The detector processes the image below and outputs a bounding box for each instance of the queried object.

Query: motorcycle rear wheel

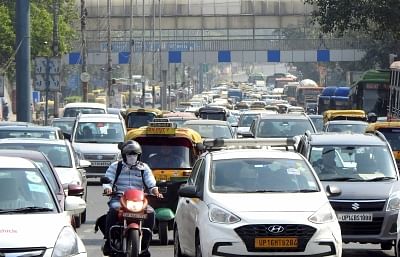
[126,229,140,257]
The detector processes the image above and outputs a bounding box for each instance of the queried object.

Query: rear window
[257,119,315,138]
[63,107,106,117]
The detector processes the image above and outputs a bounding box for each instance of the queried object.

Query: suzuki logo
[352,203,360,211]
[267,225,285,234]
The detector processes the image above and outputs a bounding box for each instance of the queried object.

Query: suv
[250,113,316,138]
[71,114,126,178]
[296,131,400,251]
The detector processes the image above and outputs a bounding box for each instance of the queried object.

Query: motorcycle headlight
[309,203,336,224]
[387,192,400,211]
[126,200,144,212]
[52,226,79,257]
[208,204,240,224]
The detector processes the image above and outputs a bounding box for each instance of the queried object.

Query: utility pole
[128,0,134,108]
[53,0,60,117]
[159,0,162,84]
[141,0,145,108]
[107,0,112,107]
[81,0,88,102]
[16,0,31,122]
[152,0,155,108]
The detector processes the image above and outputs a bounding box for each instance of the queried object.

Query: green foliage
[64,96,82,104]
[0,4,15,72]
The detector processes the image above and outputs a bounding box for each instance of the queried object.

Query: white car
[0,156,86,256]
[174,139,342,257]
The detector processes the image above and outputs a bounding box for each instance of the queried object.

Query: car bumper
[199,213,342,257]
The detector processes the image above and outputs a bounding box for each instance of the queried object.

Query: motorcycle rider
[102,140,163,257]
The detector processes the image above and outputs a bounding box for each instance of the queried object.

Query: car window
[195,160,206,195]
[34,160,61,193]
[188,159,202,185]
[210,158,319,193]
[310,145,397,181]
[75,121,125,143]
[257,119,314,138]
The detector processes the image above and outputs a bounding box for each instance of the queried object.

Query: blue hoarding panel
[218,51,231,62]
[169,51,181,63]
[32,91,40,103]
[119,52,130,64]
[268,50,280,62]
[69,52,81,65]
[317,50,330,62]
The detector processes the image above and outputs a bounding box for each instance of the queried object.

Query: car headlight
[52,226,79,257]
[126,200,144,212]
[309,203,336,224]
[387,192,400,211]
[208,204,240,224]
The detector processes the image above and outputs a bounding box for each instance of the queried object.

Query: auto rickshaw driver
[148,145,186,169]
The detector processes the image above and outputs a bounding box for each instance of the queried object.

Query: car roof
[306,132,386,146]
[0,138,68,145]
[0,156,36,169]
[183,120,230,125]
[64,102,106,108]
[326,120,368,125]
[210,149,303,161]
[77,113,122,121]
[0,126,61,131]
[259,113,309,120]
[52,117,77,122]
[0,149,49,160]
[241,110,275,115]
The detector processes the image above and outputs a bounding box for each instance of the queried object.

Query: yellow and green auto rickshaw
[125,119,204,244]
[323,109,367,125]
[366,121,400,167]
[124,108,163,131]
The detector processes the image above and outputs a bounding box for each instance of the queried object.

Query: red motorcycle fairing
[125,189,145,201]
[127,223,140,229]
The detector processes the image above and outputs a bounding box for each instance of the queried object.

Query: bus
[331,87,351,110]
[317,86,336,114]
[349,69,390,117]
[388,61,400,120]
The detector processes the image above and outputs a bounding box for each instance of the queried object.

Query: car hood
[73,142,119,154]
[0,213,70,248]
[322,181,400,200]
[210,192,327,212]
[54,167,82,185]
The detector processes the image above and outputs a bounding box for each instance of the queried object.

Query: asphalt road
[77,180,396,257]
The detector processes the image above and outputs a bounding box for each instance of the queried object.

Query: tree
[0,4,15,72]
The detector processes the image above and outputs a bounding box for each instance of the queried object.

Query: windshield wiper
[251,190,288,193]
[365,177,396,182]
[0,207,54,214]
[297,189,319,193]
[321,177,362,181]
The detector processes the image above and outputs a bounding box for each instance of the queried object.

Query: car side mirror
[65,196,86,215]
[79,159,91,168]
[63,132,71,141]
[178,185,199,198]
[326,185,341,197]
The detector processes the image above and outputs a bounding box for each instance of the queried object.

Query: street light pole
[141,0,145,108]
[107,0,112,107]
[128,0,134,108]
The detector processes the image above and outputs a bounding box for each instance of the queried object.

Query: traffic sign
[34,74,60,91]
[48,58,61,74]
[34,57,47,74]
[80,72,91,82]
[34,74,46,91]
[34,57,61,92]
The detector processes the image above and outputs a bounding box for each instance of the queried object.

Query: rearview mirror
[65,196,86,215]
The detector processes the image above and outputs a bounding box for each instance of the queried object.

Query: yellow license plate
[155,174,169,181]
[255,237,298,248]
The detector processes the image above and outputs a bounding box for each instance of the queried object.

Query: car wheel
[174,227,184,257]
[81,209,87,224]
[381,241,393,250]
[74,214,81,228]
[195,234,202,257]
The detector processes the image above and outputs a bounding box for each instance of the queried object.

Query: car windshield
[310,145,397,181]
[257,119,314,138]
[185,124,232,139]
[0,168,56,212]
[63,107,105,117]
[310,117,324,132]
[127,113,156,128]
[211,158,319,193]
[33,161,60,193]
[326,123,368,133]
[0,129,57,140]
[74,121,125,143]
[0,144,73,168]
[238,114,258,127]
[52,120,75,134]
[199,112,226,120]
[140,145,191,169]
[378,128,400,151]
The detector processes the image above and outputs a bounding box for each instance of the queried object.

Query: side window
[188,159,202,185]
[195,160,206,195]
[297,137,305,154]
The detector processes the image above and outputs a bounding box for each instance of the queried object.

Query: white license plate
[337,213,373,222]
[90,161,111,167]
[122,213,147,219]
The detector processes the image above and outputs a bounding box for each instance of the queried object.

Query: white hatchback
[174,147,342,257]
[0,156,87,256]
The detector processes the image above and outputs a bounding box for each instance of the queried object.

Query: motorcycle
[95,176,152,257]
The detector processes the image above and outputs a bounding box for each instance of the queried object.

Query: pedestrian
[2,102,9,121]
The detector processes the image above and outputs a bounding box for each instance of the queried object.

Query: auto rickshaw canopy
[124,108,163,130]
[323,110,367,124]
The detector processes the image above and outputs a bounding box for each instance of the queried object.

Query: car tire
[74,214,81,228]
[381,241,393,250]
[174,227,184,257]
[195,234,202,257]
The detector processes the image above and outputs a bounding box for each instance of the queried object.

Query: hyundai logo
[352,203,360,211]
[267,225,285,234]
[97,155,103,160]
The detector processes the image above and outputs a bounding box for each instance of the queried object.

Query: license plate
[90,161,111,167]
[155,175,168,181]
[337,213,373,222]
[122,213,148,219]
[255,237,298,248]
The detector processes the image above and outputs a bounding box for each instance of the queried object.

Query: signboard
[146,127,176,135]
[0,76,4,97]
[34,57,61,92]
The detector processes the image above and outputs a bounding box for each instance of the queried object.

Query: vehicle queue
[1,76,400,257]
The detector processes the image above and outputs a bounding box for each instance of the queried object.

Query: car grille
[86,166,108,175]
[234,224,316,252]
[330,200,386,212]
[84,154,116,161]
[0,247,46,256]
[339,217,383,235]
